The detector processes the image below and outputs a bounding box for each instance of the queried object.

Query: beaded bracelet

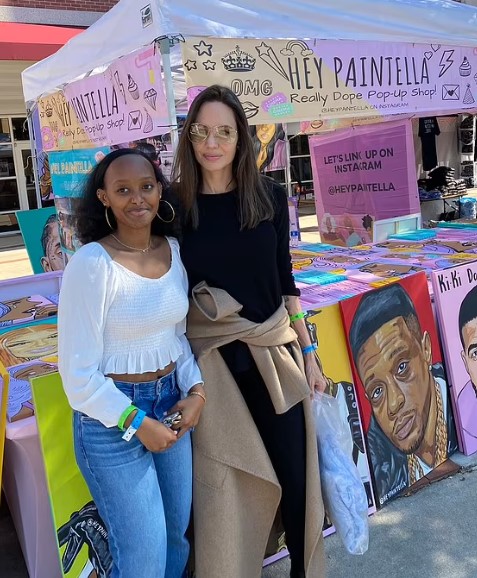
[118,405,138,431]
[302,343,318,355]
[289,312,306,323]
[188,391,206,404]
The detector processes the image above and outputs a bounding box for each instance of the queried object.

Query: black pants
[229,359,307,574]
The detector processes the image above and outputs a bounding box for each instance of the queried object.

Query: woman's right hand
[135,416,178,452]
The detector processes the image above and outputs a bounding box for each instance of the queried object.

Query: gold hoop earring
[157,199,175,223]
[105,206,115,230]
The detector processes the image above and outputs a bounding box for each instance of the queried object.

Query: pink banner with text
[183,38,477,124]
[39,46,169,151]
[310,120,419,246]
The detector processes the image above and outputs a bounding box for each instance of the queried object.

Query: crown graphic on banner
[222,46,256,72]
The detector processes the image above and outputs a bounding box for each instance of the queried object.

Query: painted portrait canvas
[0,319,58,369]
[250,123,286,173]
[340,272,458,507]
[16,207,64,274]
[0,295,57,328]
[432,261,477,455]
[3,360,57,422]
[32,372,112,577]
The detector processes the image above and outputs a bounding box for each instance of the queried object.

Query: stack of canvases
[294,237,477,508]
[0,295,59,422]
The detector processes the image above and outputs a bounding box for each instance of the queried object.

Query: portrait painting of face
[375,240,425,252]
[40,216,65,272]
[16,207,64,275]
[341,273,456,507]
[4,360,57,422]
[381,252,415,261]
[54,197,82,256]
[0,295,57,327]
[250,123,286,172]
[304,254,368,272]
[425,240,477,254]
[0,321,58,368]
[38,152,53,202]
[432,261,477,455]
[337,214,370,247]
[32,372,111,577]
[358,263,422,278]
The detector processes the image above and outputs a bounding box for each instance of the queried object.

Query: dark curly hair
[75,149,179,245]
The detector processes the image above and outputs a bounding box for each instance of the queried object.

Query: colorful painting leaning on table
[342,277,458,506]
[0,322,58,368]
[57,149,205,578]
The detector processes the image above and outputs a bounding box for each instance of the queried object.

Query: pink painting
[432,261,477,455]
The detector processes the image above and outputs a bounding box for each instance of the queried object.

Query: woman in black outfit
[171,85,326,578]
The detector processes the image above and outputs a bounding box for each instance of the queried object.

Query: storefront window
[289,133,314,200]
[22,149,37,210]
[0,145,16,177]
[0,117,38,233]
[12,117,29,141]
[290,156,312,183]
[289,134,310,157]
[0,179,20,212]
[266,168,286,184]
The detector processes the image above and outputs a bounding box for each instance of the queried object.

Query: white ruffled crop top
[58,237,202,428]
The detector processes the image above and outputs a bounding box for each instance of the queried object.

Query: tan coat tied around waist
[187,282,325,578]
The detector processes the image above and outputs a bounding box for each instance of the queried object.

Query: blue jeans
[73,370,192,578]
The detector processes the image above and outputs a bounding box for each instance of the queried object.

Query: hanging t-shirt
[419,117,440,171]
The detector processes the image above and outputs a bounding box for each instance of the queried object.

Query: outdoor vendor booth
[1,0,477,576]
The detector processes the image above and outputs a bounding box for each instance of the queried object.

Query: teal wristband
[302,344,318,355]
[118,405,138,431]
[122,409,146,442]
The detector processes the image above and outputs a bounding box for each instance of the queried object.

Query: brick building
[0,0,117,233]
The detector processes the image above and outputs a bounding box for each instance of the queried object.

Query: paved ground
[263,458,477,577]
[2,463,476,578]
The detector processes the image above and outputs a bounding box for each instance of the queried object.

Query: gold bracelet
[188,390,206,404]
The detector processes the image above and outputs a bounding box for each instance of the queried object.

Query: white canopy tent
[22,0,477,104]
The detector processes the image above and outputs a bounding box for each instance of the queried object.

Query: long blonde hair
[171,85,274,230]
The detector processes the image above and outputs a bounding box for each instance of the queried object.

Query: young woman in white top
[58,149,205,578]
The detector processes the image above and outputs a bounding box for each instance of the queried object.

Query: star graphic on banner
[256,41,271,57]
[184,59,198,71]
[193,40,213,57]
[203,60,217,71]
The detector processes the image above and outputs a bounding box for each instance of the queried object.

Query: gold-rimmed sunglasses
[188,123,238,144]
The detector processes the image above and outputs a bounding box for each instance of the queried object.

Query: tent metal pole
[26,109,42,209]
[158,37,179,153]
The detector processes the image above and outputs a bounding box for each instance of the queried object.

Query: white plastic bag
[313,392,369,555]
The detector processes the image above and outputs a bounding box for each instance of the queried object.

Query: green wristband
[289,312,306,323]
[118,405,138,431]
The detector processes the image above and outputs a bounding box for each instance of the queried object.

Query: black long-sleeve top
[180,179,299,324]
[180,180,299,373]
